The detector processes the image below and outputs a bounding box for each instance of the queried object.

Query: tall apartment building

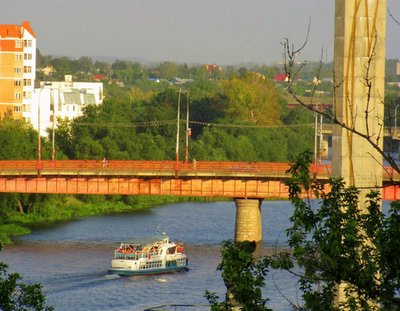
[0,22,36,119]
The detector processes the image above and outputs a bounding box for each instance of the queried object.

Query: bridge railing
[0,160,397,181]
[0,160,295,173]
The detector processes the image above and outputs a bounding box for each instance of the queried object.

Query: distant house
[273,73,288,82]
[203,64,222,74]
[388,82,400,87]
[92,74,106,81]
[172,77,193,85]
[148,77,160,83]
[40,65,55,76]
[254,72,266,80]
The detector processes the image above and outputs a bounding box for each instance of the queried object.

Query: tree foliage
[221,73,282,125]
[0,257,53,311]
[205,240,272,311]
[0,118,38,160]
[276,151,400,310]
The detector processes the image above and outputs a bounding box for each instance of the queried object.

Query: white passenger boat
[108,235,189,276]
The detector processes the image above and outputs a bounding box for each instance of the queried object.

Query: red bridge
[0,160,398,200]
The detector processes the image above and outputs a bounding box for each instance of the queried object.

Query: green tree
[221,73,283,126]
[205,240,272,311]
[0,255,53,311]
[0,119,38,160]
[158,61,179,80]
[50,57,74,80]
[276,151,400,310]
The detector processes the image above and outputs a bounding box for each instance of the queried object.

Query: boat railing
[114,250,160,260]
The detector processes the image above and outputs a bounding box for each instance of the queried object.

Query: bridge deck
[0,160,397,200]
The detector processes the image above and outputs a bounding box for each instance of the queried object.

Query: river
[1,200,390,311]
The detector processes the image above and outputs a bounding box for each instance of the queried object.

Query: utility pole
[185,92,190,163]
[313,112,318,167]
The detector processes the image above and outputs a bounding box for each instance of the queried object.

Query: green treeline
[56,73,315,162]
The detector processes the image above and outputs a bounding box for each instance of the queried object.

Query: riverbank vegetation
[0,194,195,245]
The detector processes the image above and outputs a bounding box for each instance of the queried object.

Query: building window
[15,40,23,48]
[14,80,22,87]
[23,92,31,99]
[24,40,32,47]
[24,53,32,60]
[23,79,32,86]
[15,93,22,100]
[23,66,32,73]
[15,54,23,61]
[15,67,22,74]
[24,104,31,112]
[13,105,21,112]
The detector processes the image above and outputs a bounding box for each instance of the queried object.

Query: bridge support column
[234,198,262,242]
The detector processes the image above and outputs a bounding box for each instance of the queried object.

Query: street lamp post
[37,88,42,164]
[51,89,56,161]
[319,113,323,163]
[175,89,182,164]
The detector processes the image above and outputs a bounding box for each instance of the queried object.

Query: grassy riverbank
[0,194,202,245]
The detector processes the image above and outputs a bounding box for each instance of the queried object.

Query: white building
[27,75,104,137]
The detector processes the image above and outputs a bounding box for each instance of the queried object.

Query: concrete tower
[333,0,386,306]
[333,1,386,190]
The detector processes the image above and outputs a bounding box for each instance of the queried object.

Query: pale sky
[2,0,400,65]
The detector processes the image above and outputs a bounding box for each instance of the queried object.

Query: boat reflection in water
[108,234,189,276]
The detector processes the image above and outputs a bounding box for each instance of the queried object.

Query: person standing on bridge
[193,158,197,170]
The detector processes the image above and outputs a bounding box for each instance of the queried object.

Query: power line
[74,120,176,128]
[189,120,313,129]
[73,120,314,129]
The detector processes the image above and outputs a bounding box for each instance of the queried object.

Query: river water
[1,200,390,311]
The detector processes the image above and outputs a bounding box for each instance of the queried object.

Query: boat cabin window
[167,246,176,254]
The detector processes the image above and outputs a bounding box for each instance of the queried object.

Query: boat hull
[108,265,189,276]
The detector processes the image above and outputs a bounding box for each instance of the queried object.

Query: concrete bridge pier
[234,198,263,242]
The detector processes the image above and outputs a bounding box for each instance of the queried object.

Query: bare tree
[281,22,400,181]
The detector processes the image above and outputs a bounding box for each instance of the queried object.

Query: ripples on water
[0,201,391,310]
